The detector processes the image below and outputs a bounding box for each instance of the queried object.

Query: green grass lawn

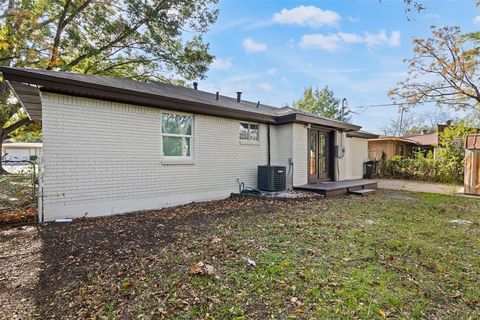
[11,190,479,319]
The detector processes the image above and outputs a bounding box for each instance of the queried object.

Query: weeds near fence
[377,123,472,185]
[378,152,463,185]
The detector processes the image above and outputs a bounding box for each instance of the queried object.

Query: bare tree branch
[390,26,480,111]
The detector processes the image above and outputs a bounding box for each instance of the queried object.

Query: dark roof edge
[1,67,279,124]
[0,67,361,131]
[346,131,379,139]
[293,114,360,131]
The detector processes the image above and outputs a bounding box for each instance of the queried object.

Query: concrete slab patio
[377,179,464,195]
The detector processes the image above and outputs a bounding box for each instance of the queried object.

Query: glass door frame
[307,127,334,183]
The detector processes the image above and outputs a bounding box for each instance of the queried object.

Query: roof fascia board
[3,69,277,124]
[370,137,418,144]
[1,67,361,131]
[347,132,379,139]
[288,113,360,131]
[42,86,277,124]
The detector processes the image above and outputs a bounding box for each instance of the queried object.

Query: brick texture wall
[39,93,366,221]
[335,131,368,180]
[41,93,278,220]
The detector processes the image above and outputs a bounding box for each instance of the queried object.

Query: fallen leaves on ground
[1,191,480,319]
[0,174,36,226]
[188,261,217,277]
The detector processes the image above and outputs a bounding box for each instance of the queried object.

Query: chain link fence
[0,160,38,225]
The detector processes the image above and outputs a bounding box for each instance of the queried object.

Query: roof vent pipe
[216,91,219,100]
[193,82,198,90]
[236,91,242,103]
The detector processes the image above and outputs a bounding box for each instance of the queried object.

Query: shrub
[377,121,475,185]
[378,151,463,185]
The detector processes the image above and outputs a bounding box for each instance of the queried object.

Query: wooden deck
[294,179,378,198]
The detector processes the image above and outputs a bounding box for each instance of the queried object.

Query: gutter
[346,131,380,139]
[277,113,360,131]
[0,67,362,132]
[1,67,278,125]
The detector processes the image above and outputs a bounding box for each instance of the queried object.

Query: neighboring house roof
[2,142,43,148]
[0,67,361,132]
[368,135,418,144]
[403,132,438,146]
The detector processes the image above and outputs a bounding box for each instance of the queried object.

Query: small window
[161,113,193,157]
[239,122,259,141]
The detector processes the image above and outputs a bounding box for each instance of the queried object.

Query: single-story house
[403,131,437,156]
[1,67,378,222]
[1,142,42,161]
[368,136,418,160]
[404,124,480,157]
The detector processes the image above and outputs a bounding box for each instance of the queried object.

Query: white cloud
[347,16,360,23]
[389,31,401,47]
[273,5,341,28]
[210,57,232,71]
[267,68,277,75]
[300,30,401,52]
[300,34,342,52]
[242,38,267,53]
[474,16,480,25]
[259,82,273,91]
[363,30,401,47]
[338,32,363,44]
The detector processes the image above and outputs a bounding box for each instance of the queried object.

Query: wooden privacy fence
[465,134,480,195]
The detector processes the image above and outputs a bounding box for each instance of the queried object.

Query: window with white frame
[239,122,259,142]
[161,113,193,157]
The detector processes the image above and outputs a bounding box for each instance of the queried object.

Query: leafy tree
[5,113,41,142]
[0,0,218,173]
[292,86,351,122]
[437,121,475,159]
[379,121,475,184]
[390,26,480,114]
[436,122,475,182]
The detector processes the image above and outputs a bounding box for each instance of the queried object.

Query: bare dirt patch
[1,190,479,319]
[1,196,318,319]
[0,226,42,319]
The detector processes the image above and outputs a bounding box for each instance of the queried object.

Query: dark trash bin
[364,160,378,179]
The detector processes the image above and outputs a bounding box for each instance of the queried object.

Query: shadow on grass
[32,197,283,317]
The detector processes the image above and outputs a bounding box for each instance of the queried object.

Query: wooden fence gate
[465,134,480,195]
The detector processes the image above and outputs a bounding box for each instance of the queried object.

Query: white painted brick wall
[269,123,308,188]
[270,124,293,188]
[41,93,299,220]
[348,137,368,179]
[292,124,308,186]
[39,93,367,221]
[336,132,368,180]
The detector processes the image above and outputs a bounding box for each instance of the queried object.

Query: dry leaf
[188,261,216,276]
[379,309,387,318]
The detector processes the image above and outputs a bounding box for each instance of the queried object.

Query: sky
[198,0,480,133]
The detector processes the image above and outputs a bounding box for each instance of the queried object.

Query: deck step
[349,188,376,196]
